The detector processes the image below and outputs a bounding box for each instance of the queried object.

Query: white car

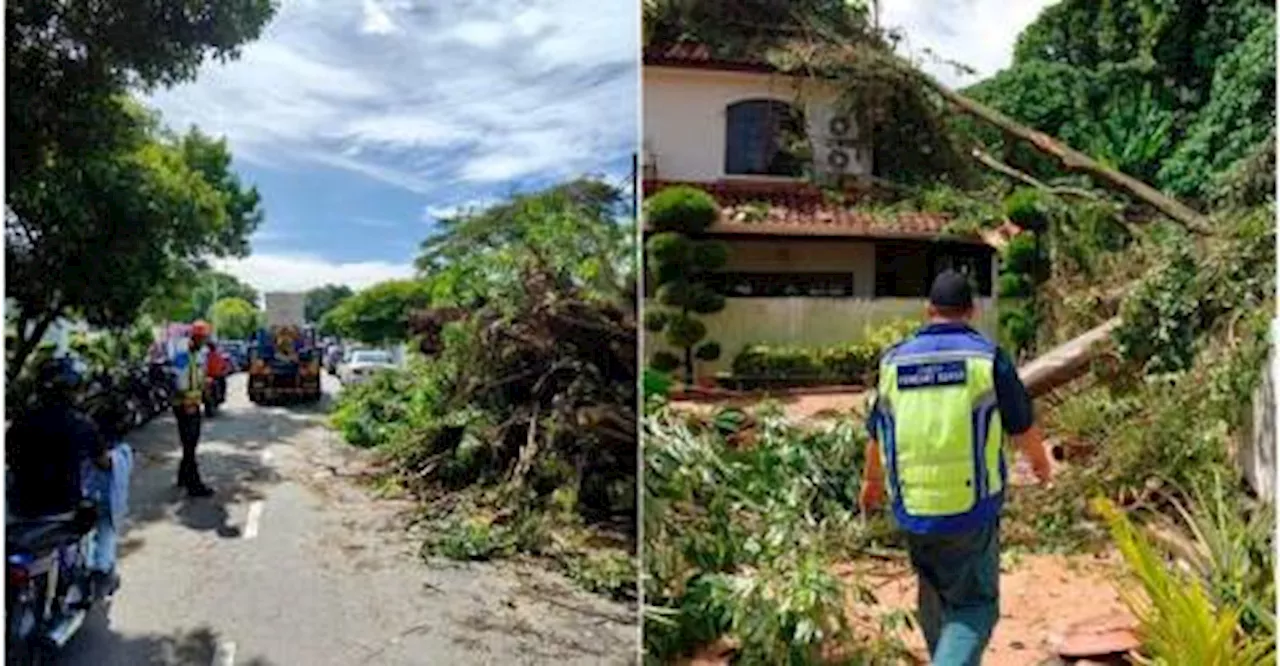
[339,349,397,385]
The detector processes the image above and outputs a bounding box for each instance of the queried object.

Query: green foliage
[321,279,433,345]
[730,320,918,387]
[644,308,674,333]
[1094,498,1274,665]
[208,297,261,340]
[333,181,637,600]
[645,186,720,234]
[417,179,633,307]
[6,0,273,379]
[644,409,909,663]
[645,186,727,382]
[665,314,708,349]
[305,284,355,331]
[694,341,722,362]
[651,351,682,373]
[969,0,1275,206]
[1115,208,1274,375]
[1158,12,1276,200]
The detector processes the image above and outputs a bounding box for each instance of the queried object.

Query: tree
[643,186,726,385]
[416,179,633,308]
[6,104,265,379]
[5,0,275,380]
[208,297,262,340]
[321,280,433,346]
[149,269,260,323]
[306,284,355,330]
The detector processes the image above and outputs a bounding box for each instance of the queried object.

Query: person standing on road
[859,270,1054,666]
[172,321,214,497]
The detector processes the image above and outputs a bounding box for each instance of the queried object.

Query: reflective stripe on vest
[174,351,206,402]
[876,349,1004,519]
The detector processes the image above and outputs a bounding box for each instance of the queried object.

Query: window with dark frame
[724,99,805,177]
[705,272,855,298]
[874,241,994,298]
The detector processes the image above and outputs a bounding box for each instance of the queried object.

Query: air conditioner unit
[816,113,867,176]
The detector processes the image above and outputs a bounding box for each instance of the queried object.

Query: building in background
[642,43,1001,375]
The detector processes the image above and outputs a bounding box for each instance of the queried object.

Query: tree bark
[1017,318,1121,398]
[971,148,1099,200]
[8,310,60,383]
[926,79,1212,235]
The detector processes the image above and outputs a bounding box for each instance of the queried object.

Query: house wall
[721,238,877,298]
[643,66,870,182]
[646,297,1000,376]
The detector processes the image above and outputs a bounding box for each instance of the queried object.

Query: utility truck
[247,292,321,404]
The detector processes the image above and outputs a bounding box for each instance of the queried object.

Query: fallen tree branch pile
[406,268,638,530]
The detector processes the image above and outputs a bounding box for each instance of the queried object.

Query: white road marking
[213,640,236,666]
[243,501,265,540]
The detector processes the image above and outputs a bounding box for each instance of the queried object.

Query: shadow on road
[119,376,331,540]
[58,617,275,666]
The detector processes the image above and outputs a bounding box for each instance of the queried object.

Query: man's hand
[1012,425,1053,485]
[859,477,884,513]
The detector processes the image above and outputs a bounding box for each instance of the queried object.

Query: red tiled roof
[644,43,778,73]
[643,179,988,243]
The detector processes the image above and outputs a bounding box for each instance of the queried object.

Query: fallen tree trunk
[925,79,1212,235]
[1018,318,1121,398]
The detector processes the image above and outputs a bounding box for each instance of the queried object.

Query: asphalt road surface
[57,373,637,665]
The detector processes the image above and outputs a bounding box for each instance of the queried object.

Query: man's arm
[860,394,887,510]
[993,349,1052,483]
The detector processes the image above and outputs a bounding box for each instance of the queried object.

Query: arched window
[724,99,805,177]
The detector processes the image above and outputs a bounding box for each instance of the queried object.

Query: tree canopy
[966,0,1275,204]
[208,297,262,340]
[5,0,276,378]
[306,284,355,331]
[416,179,634,309]
[321,280,433,346]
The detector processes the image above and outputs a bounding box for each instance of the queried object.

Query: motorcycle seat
[6,511,86,554]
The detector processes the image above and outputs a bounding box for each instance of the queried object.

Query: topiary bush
[729,320,920,388]
[644,186,727,383]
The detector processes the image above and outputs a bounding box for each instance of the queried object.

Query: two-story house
[642,42,1000,377]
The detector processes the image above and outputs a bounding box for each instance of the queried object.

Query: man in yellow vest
[860,270,1053,665]
[172,320,214,497]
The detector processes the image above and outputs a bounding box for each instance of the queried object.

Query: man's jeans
[904,519,1000,666]
[80,444,133,573]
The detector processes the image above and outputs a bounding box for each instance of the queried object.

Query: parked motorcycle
[6,501,111,665]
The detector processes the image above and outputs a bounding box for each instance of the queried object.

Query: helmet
[191,320,212,341]
[36,357,83,393]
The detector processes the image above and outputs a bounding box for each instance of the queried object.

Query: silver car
[339,349,397,385]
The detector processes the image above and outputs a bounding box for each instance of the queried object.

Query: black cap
[929,270,974,309]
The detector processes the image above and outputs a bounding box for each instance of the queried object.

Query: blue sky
[145,0,1048,292]
[147,0,637,292]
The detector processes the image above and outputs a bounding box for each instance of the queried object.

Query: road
[58,374,637,665]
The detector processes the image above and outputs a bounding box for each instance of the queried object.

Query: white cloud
[146,0,637,193]
[212,253,415,292]
[360,0,397,35]
[422,197,498,221]
[880,0,1059,87]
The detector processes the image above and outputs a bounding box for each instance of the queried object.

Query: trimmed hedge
[728,320,920,388]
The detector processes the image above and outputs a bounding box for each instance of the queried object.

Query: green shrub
[729,320,918,385]
[651,351,682,373]
[646,186,720,233]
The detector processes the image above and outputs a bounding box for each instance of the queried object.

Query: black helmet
[37,357,83,391]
